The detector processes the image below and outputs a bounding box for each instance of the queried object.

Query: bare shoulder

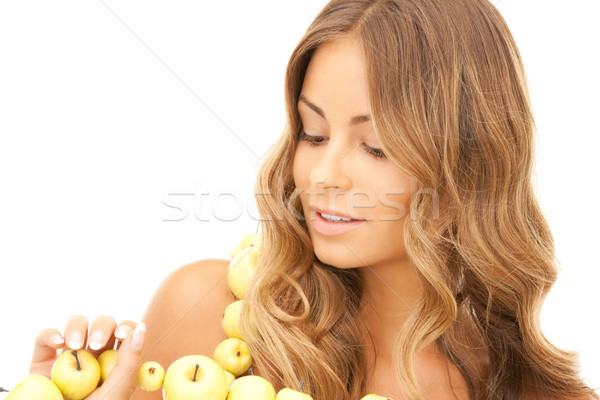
[131,258,235,399]
[155,258,232,303]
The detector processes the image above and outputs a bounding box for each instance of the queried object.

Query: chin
[312,239,368,269]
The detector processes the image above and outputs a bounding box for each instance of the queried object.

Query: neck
[359,257,423,353]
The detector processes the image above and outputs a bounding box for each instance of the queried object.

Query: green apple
[230,233,262,259]
[213,338,252,377]
[227,375,275,400]
[97,349,118,384]
[360,395,392,399]
[276,386,313,400]
[5,374,62,400]
[51,349,100,400]
[228,245,261,299]
[162,355,228,400]
[222,300,243,339]
[224,370,235,391]
[137,361,165,392]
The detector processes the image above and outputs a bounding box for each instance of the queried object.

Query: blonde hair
[243,0,598,399]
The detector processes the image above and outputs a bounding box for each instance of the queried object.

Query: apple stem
[71,350,81,371]
[192,364,200,382]
[299,381,305,392]
[0,387,8,393]
[249,367,253,376]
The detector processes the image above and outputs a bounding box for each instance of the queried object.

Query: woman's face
[292,35,416,270]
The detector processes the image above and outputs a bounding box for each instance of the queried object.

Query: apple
[228,245,261,299]
[276,382,313,399]
[213,338,252,377]
[276,387,313,400]
[222,300,243,339]
[5,374,62,400]
[230,233,262,259]
[51,349,101,400]
[360,395,392,399]
[97,348,118,384]
[162,355,228,400]
[227,375,275,400]
[137,361,165,392]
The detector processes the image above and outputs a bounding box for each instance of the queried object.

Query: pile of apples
[5,233,391,400]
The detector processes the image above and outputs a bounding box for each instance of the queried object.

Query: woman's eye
[297,131,386,158]
[363,144,386,159]
[296,131,327,145]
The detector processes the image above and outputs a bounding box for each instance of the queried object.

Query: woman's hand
[29,315,145,399]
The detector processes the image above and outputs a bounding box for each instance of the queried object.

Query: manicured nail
[131,322,146,352]
[50,334,64,346]
[68,331,83,350]
[114,325,132,340]
[88,330,105,350]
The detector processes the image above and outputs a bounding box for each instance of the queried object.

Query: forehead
[303,35,366,88]
[299,36,371,120]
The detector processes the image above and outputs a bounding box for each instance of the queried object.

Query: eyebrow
[297,94,371,126]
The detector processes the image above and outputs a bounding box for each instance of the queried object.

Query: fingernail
[88,330,105,351]
[68,331,83,350]
[114,325,132,340]
[131,322,146,352]
[50,334,64,345]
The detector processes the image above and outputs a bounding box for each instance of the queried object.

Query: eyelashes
[296,131,386,159]
[296,131,326,145]
[363,145,385,159]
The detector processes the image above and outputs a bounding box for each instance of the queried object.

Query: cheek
[357,170,413,219]
[291,150,304,190]
[376,189,412,221]
[292,149,311,211]
[292,147,313,191]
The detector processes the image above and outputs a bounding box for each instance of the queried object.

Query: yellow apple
[227,375,276,400]
[360,395,392,399]
[51,349,100,400]
[137,361,165,392]
[276,386,313,400]
[228,245,261,299]
[5,374,62,400]
[98,349,118,384]
[230,233,261,259]
[162,355,228,400]
[213,338,252,377]
[222,300,243,339]
[224,370,235,391]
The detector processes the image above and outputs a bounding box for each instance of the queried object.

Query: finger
[64,315,89,350]
[114,320,137,342]
[114,320,138,350]
[31,328,65,365]
[87,315,117,355]
[93,322,146,399]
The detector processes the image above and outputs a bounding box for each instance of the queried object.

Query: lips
[320,212,353,222]
[311,206,364,222]
[309,206,366,236]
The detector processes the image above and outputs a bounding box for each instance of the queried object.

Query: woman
[29,0,598,399]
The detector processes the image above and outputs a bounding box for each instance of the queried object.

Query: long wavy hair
[242,0,598,399]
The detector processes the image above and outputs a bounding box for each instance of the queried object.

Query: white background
[0,0,598,395]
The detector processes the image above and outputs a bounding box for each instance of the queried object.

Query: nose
[308,139,353,191]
